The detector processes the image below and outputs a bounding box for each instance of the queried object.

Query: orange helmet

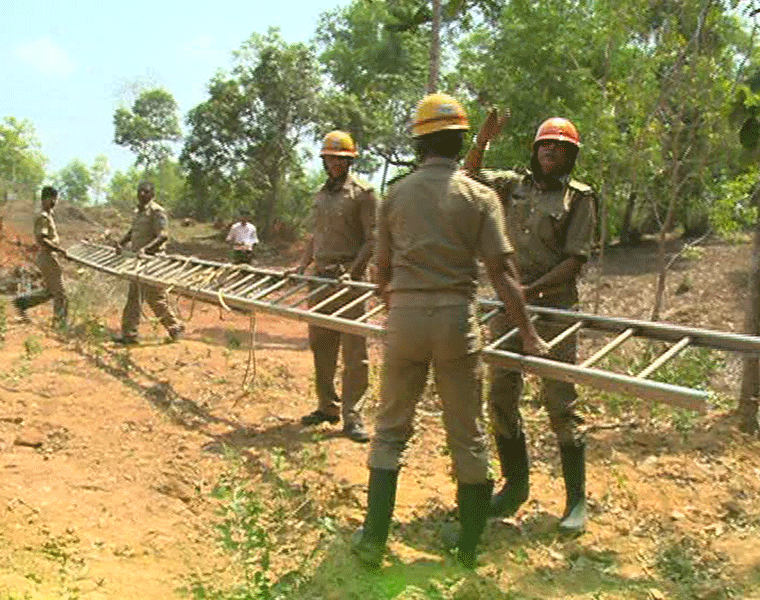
[411,93,469,138]
[534,117,581,149]
[320,130,358,157]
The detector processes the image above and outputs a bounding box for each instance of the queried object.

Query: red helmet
[534,118,581,149]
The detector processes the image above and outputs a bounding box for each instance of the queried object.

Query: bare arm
[39,236,67,258]
[141,233,168,255]
[484,254,547,355]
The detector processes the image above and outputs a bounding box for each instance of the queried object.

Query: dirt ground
[0,205,759,600]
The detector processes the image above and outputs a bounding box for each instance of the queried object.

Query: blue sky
[1,0,349,178]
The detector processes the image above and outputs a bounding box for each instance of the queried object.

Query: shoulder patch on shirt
[350,176,374,193]
[568,179,594,195]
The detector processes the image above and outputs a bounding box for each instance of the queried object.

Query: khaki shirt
[129,200,168,253]
[477,169,595,285]
[310,173,377,272]
[34,210,59,254]
[378,157,513,297]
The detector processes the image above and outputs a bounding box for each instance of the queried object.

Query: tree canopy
[114,88,182,170]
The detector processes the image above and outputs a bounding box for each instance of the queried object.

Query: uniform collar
[529,169,569,192]
[137,200,156,212]
[323,172,352,193]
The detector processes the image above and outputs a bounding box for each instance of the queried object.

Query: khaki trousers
[307,279,368,427]
[369,295,489,484]
[16,251,67,324]
[121,281,181,339]
[488,294,584,445]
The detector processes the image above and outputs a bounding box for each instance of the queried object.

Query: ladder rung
[479,308,501,324]
[637,336,692,379]
[308,286,352,313]
[332,290,375,317]
[272,280,310,304]
[356,303,385,322]
[548,321,584,350]
[249,278,290,300]
[580,328,635,368]
[485,315,540,351]
[289,283,331,308]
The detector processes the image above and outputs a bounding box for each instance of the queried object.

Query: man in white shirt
[226,211,259,264]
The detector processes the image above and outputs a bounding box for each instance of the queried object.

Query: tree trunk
[427,0,441,94]
[619,190,638,246]
[738,182,760,435]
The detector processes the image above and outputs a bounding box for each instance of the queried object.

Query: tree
[0,117,47,190]
[315,0,431,174]
[90,154,110,204]
[182,28,320,237]
[114,88,182,169]
[56,159,93,205]
[106,167,142,213]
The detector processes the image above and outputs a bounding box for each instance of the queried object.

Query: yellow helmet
[320,130,358,157]
[411,93,469,138]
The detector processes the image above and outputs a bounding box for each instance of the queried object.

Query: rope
[237,310,257,402]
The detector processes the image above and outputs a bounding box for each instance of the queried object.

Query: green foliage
[90,154,110,204]
[655,536,733,598]
[187,464,275,600]
[23,336,42,359]
[54,158,93,205]
[315,0,430,171]
[106,160,184,215]
[0,301,6,343]
[0,116,47,189]
[453,0,748,241]
[181,28,320,236]
[114,88,181,169]
[707,170,759,235]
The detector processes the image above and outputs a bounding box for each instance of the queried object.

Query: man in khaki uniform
[352,94,546,569]
[476,118,596,535]
[289,131,378,443]
[113,181,184,344]
[14,186,68,326]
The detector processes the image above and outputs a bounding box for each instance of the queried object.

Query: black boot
[558,442,586,535]
[456,480,494,569]
[491,431,530,517]
[351,468,399,567]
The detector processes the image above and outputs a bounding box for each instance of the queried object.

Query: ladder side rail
[515,303,760,355]
[164,283,385,339]
[482,348,707,413]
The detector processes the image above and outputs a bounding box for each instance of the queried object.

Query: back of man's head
[415,130,465,161]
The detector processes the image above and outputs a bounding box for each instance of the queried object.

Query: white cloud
[14,37,74,77]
